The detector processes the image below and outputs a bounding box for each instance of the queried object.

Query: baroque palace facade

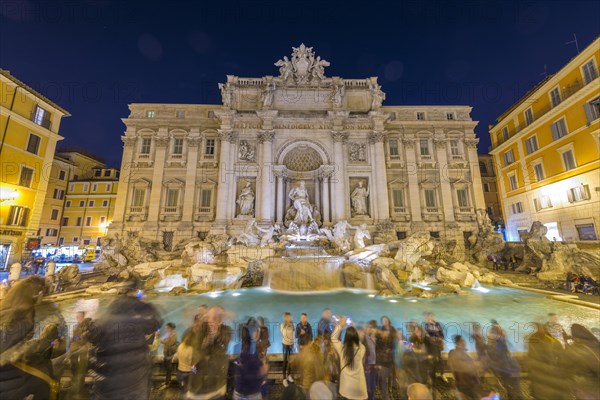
[110,45,485,251]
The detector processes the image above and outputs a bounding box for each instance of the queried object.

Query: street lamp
[0,187,19,203]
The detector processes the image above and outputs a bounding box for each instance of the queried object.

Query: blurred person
[318,308,333,341]
[280,373,306,400]
[405,324,430,385]
[280,311,296,382]
[561,323,600,400]
[194,304,209,324]
[233,324,268,400]
[393,329,410,400]
[376,317,395,400]
[486,320,521,400]
[245,317,260,354]
[256,316,271,359]
[159,322,179,389]
[526,322,566,400]
[69,310,92,397]
[295,338,325,394]
[296,313,313,351]
[185,305,232,399]
[544,313,570,347]
[423,312,446,382]
[88,282,163,400]
[363,320,378,400]
[448,335,480,400]
[331,316,367,399]
[406,382,432,400]
[176,330,195,394]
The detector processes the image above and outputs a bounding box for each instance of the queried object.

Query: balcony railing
[393,206,406,213]
[424,207,439,213]
[171,154,183,159]
[198,206,212,213]
[492,78,589,149]
[455,206,474,214]
[450,154,463,160]
[163,206,180,213]
[129,206,147,213]
[420,154,432,161]
[138,154,150,159]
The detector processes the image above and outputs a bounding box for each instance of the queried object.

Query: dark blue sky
[1,0,598,167]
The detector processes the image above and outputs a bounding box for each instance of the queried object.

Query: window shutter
[550,123,559,140]
[21,208,30,227]
[567,189,574,203]
[584,103,594,125]
[533,198,540,212]
[583,185,591,200]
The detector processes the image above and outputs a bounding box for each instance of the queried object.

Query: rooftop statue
[274,44,330,85]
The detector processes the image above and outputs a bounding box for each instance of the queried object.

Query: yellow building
[38,150,108,248]
[489,37,600,242]
[0,69,70,268]
[59,166,119,252]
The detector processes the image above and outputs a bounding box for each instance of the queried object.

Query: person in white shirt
[280,312,296,382]
[331,316,367,399]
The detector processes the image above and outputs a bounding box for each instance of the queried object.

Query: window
[502,127,509,141]
[503,149,514,166]
[446,112,455,120]
[479,162,488,175]
[102,200,109,207]
[76,217,82,226]
[561,150,576,171]
[576,224,597,240]
[88,200,94,207]
[511,202,524,214]
[32,105,50,127]
[58,237,64,245]
[483,183,490,193]
[146,110,155,118]
[524,108,534,126]
[388,139,399,157]
[584,97,600,123]
[525,135,539,154]
[535,195,552,210]
[173,138,184,155]
[419,139,430,156]
[132,188,146,207]
[416,112,425,120]
[449,140,461,156]
[73,237,79,243]
[61,217,69,226]
[59,170,66,180]
[200,189,212,208]
[45,228,58,236]
[69,183,75,192]
[424,189,437,208]
[94,169,102,177]
[509,174,518,190]
[176,110,185,118]
[65,200,71,207]
[533,163,545,181]
[85,216,92,226]
[26,134,41,155]
[53,188,64,200]
[392,189,405,211]
[166,188,179,207]
[140,138,152,154]
[456,189,469,207]
[568,185,590,202]
[100,216,107,225]
[19,166,34,187]
[50,209,59,220]
[106,184,112,191]
[79,200,85,207]
[205,139,215,156]
[104,170,110,177]
[550,87,561,107]
[92,184,97,192]
[582,59,598,84]
[551,118,568,140]
[82,183,89,192]
[7,206,29,226]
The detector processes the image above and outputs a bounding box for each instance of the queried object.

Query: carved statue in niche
[369,81,385,109]
[236,181,255,216]
[218,83,232,108]
[262,82,276,108]
[349,143,367,162]
[330,83,345,108]
[238,140,256,162]
[351,181,370,216]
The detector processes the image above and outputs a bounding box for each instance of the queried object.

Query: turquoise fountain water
[38,286,599,354]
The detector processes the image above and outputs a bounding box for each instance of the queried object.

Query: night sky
[1,0,598,167]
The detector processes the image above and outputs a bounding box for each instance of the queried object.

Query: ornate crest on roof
[274,44,330,85]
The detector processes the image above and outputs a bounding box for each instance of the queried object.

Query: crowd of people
[1,276,599,400]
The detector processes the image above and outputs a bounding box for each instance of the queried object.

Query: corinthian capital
[186,136,203,147]
[122,136,137,146]
[258,130,275,143]
[330,130,348,143]
[154,136,169,147]
[465,138,479,149]
[433,138,447,149]
[368,131,386,144]
[218,129,238,143]
[402,138,416,149]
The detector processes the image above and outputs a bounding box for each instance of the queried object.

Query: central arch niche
[283,145,323,172]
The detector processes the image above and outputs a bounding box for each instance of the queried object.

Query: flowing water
[38,286,599,354]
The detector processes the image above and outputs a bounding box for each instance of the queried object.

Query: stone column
[403,138,422,222]
[465,138,485,210]
[322,175,331,224]
[180,134,202,226]
[213,130,236,229]
[314,177,321,210]
[276,173,285,224]
[434,137,455,222]
[110,134,137,232]
[257,130,275,224]
[369,131,391,221]
[146,134,169,226]
[330,131,348,222]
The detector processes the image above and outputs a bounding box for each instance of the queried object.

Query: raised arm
[331,323,343,356]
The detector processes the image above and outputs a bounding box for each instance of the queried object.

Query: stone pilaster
[180,133,202,227]
[434,137,455,222]
[330,130,348,221]
[465,137,485,210]
[369,130,390,221]
[146,133,169,227]
[403,137,422,222]
[257,130,275,224]
[110,134,136,231]
[212,129,237,231]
